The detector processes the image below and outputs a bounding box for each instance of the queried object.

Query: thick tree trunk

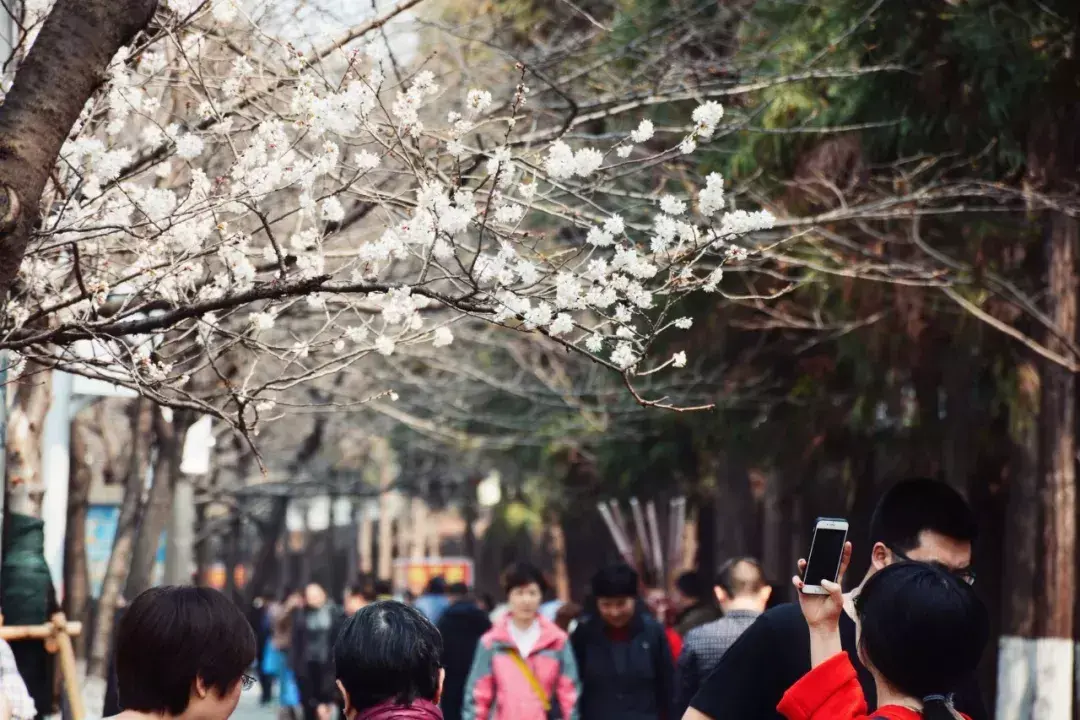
[548,512,570,602]
[997,360,1042,719]
[245,497,288,602]
[64,416,93,659]
[373,438,397,581]
[5,366,51,518]
[0,0,158,299]
[86,400,152,678]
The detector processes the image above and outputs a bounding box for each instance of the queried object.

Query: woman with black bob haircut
[334,601,444,720]
[780,548,989,720]
[112,586,256,720]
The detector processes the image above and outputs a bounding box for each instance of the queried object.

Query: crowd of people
[0,477,991,720]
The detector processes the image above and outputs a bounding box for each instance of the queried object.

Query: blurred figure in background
[554,602,583,634]
[463,562,580,720]
[671,571,720,636]
[677,558,772,714]
[291,584,344,720]
[437,583,491,720]
[0,635,35,720]
[571,565,675,720]
[373,580,395,602]
[644,587,682,660]
[414,577,450,624]
[272,589,302,720]
[344,586,369,616]
[248,595,275,705]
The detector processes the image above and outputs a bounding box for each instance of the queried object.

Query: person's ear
[435,668,446,705]
[194,676,209,699]
[336,681,354,719]
[713,587,729,606]
[870,542,890,572]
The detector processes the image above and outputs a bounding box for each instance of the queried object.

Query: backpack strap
[506,648,552,712]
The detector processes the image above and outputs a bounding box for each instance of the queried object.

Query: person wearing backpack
[571,565,677,720]
[462,562,580,720]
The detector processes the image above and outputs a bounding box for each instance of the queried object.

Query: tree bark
[373,438,397,581]
[548,512,569,602]
[63,415,93,659]
[86,399,152,680]
[0,0,158,299]
[125,408,184,598]
[5,366,51,518]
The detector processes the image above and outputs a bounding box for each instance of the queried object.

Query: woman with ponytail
[777,544,989,720]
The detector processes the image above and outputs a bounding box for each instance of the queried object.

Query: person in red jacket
[779,543,988,720]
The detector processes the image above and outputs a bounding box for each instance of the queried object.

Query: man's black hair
[500,561,548,596]
[425,576,448,595]
[675,570,707,600]
[715,557,767,597]
[591,564,639,598]
[868,478,978,553]
[335,601,443,711]
[447,582,469,596]
[855,563,988,720]
[115,586,256,715]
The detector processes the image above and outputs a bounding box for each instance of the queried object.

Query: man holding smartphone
[682,478,986,720]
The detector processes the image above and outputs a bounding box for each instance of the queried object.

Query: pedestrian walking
[571,565,676,720]
[684,478,987,720]
[463,562,580,720]
[109,586,256,720]
[676,558,771,714]
[780,555,988,720]
[670,572,720,637]
[291,583,345,720]
[334,601,444,720]
[248,595,275,705]
[437,584,491,720]
[272,590,303,720]
[414,577,451,625]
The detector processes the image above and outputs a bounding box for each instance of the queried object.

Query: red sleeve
[776,653,869,720]
[665,627,682,660]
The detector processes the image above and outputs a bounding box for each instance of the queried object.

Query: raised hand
[792,541,852,632]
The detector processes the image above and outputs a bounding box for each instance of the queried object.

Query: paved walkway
[234,685,284,720]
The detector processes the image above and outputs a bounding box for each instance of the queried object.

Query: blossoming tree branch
[0,0,781,432]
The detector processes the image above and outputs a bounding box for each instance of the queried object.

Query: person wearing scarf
[335,601,445,720]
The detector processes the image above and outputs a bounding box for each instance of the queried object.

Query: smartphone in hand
[800,518,849,595]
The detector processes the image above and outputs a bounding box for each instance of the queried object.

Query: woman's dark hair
[335,601,443,711]
[500,561,548,596]
[855,563,989,720]
[591,564,639,598]
[115,586,256,715]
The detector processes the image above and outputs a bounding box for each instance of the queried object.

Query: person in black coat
[435,583,491,720]
[571,565,677,720]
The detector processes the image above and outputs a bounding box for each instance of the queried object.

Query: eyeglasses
[888,546,976,586]
[241,674,257,691]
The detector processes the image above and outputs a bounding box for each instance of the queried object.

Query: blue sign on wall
[86,505,166,597]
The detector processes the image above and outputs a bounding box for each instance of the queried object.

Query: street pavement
[234,685,282,720]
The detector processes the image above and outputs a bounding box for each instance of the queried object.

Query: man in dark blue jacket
[571,565,677,720]
[436,583,491,720]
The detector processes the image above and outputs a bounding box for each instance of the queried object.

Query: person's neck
[115,709,179,720]
[511,616,536,631]
[721,598,764,613]
[874,676,923,714]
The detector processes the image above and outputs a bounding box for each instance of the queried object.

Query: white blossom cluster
[6,4,778,410]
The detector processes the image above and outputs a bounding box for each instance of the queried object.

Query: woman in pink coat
[463,562,581,720]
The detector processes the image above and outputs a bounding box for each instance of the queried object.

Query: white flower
[692,101,724,137]
[466,89,493,115]
[354,150,380,170]
[585,334,604,353]
[574,148,604,177]
[660,195,686,216]
[586,227,615,247]
[175,133,204,160]
[674,317,693,330]
[672,351,687,368]
[704,267,724,292]
[446,139,467,158]
[680,137,697,154]
[375,335,396,356]
[345,325,369,343]
[518,182,537,200]
[494,204,525,225]
[720,209,776,235]
[249,311,275,331]
[549,313,574,336]
[292,341,310,359]
[211,0,238,22]
[255,399,276,413]
[699,173,726,216]
[604,214,625,235]
[545,141,576,179]
[432,327,454,347]
[524,302,554,329]
[610,342,637,369]
[321,196,345,223]
[616,145,634,158]
[630,119,655,143]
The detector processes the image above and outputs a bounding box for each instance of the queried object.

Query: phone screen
[804,527,847,586]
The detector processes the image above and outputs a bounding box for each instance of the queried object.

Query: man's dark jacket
[436,600,491,720]
[571,612,677,720]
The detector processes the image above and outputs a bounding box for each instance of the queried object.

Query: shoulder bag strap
[506,648,552,712]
